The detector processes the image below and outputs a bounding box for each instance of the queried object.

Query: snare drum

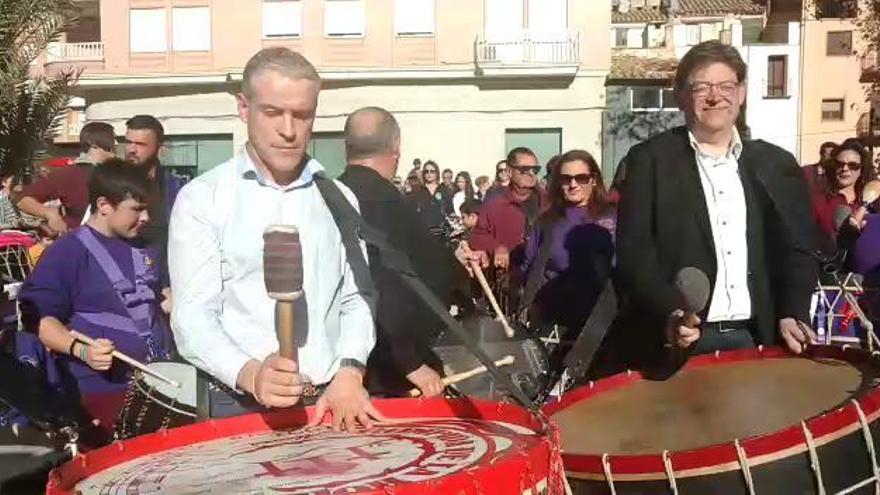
[115,361,197,440]
[544,345,880,494]
[48,397,565,494]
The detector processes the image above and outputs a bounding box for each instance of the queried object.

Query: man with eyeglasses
[468,147,543,273]
[612,41,818,374]
[17,122,118,237]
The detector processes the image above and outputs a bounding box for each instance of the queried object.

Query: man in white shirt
[612,41,818,373]
[169,47,381,431]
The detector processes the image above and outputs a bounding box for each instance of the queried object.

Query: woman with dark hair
[405,160,453,238]
[816,138,879,237]
[452,171,476,217]
[521,149,616,337]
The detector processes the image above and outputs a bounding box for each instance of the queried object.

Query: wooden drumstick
[263,225,305,361]
[69,330,180,388]
[470,261,515,338]
[408,355,515,397]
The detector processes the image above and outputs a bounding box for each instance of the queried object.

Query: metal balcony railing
[46,42,104,62]
[475,31,580,65]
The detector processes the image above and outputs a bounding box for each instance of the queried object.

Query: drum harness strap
[313,174,540,417]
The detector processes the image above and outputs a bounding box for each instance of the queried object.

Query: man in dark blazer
[338,106,466,397]
[612,41,818,372]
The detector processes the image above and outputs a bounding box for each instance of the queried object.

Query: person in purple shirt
[522,149,615,335]
[15,159,173,434]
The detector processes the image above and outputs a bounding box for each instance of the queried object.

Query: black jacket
[338,165,464,394]
[611,126,818,370]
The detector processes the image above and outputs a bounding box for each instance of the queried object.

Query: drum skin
[544,346,880,495]
[47,397,563,495]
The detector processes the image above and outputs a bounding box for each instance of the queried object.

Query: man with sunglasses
[17,122,118,237]
[469,147,543,273]
[612,41,818,374]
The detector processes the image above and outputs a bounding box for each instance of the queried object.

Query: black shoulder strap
[313,173,537,412]
[521,219,558,311]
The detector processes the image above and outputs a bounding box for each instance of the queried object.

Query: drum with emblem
[47,397,565,494]
[114,361,198,440]
[544,345,880,494]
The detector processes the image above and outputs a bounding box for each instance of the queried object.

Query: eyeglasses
[689,81,739,98]
[424,169,438,175]
[511,165,541,175]
[835,160,861,172]
[559,173,592,185]
[496,167,509,174]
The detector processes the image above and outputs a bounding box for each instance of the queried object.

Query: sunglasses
[511,165,541,174]
[559,173,592,185]
[424,169,438,174]
[834,160,861,172]
[496,167,509,174]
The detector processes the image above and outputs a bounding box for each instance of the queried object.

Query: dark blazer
[611,126,818,370]
[338,165,464,395]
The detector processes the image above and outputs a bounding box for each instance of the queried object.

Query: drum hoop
[47,398,553,495]
[132,374,197,419]
[544,345,880,480]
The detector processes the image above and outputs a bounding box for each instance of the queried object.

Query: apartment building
[42,0,611,178]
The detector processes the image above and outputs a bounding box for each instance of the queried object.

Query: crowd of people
[0,41,878,482]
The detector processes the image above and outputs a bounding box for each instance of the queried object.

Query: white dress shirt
[689,129,753,322]
[169,146,375,389]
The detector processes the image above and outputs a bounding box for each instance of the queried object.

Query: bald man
[338,107,466,398]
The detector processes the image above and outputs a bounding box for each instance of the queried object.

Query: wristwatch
[340,358,367,372]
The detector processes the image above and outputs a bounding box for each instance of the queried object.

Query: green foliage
[0,0,80,178]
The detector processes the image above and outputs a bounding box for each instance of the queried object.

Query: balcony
[44,42,104,75]
[474,31,580,77]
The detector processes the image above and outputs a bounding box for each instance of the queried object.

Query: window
[130,9,166,53]
[172,7,210,51]
[613,28,628,47]
[324,0,365,37]
[631,87,677,111]
[263,1,302,38]
[822,99,845,121]
[163,134,234,175]
[612,27,647,48]
[528,0,566,41]
[766,55,787,98]
[395,0,434,35]
[504,129,562,167]
[308,133,346,178]
[827,31,853,56]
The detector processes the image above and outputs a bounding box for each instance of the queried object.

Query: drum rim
[543,345,880,481]
[47,397,558,494]
[132,372,198,418]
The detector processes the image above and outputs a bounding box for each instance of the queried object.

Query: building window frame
[171,6,211,52]
[631,87,679,112]
[394,0,435,37]
[130,8,168,53]
[826,30,853,56]
[324,0,366,38]
[262,0,303,39]
[765,54,788,99]
[821,98,845,121]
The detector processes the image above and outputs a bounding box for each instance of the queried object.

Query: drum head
[548,350,880,456]
[137,362,197,409]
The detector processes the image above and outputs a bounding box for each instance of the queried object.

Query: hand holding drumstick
[469,260,516,338]
[70,330,180,388]
[408,355,515,397]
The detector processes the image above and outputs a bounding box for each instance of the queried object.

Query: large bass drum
[544,345,880,494]
[47,397,565,494]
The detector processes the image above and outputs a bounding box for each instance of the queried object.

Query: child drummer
[15,159,173,438]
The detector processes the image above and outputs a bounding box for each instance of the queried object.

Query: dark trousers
[691,320,757,355]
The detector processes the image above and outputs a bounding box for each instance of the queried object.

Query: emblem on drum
[75,418,539,494]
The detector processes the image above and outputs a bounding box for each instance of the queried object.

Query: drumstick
[408,355,515,397]
[263,225,305,361]
[69,330,180,388]
[469,261,515,338]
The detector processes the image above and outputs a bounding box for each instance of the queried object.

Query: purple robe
[15,226,172,399]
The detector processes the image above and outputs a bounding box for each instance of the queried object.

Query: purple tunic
[853,214,880,278]
[16,225,172,396]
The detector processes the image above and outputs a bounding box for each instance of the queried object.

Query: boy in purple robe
[14,159,173,434]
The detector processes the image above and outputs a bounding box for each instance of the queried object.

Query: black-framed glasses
[559,173,592,185]
[834,160,861,172]
[511,165,541,174]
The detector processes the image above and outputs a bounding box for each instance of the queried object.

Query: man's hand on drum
[308,366,386,432]
[81,338,114,371]
[666,310,701,349]
[239,354,306,408]
[407,364,444,398]
[779,318,817,355]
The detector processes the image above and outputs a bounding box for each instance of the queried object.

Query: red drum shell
[47,397,562,495]
[544,346,880,494]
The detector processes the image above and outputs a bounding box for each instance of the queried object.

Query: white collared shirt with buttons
[168,146,375,390]
[688,129,753,323]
